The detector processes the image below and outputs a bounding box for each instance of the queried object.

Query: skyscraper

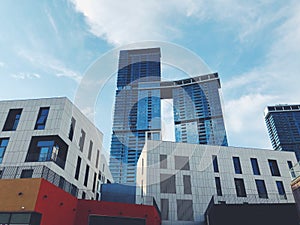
[110,48,228,184]
[264,104,300,161]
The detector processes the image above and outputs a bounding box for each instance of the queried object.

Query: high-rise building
[110,48,228,184]
[264,104,300,161]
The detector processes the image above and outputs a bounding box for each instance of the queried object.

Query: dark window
[234,178,246,197]
[175,156,190,170]
[35,107,49,130]
[92,172,97,193]
[287,161,296,178]
[160,154,167,169]
[255,179,268,198]
[0,212,42,225]
[276,181,287,199]
[21,169,33,178]
[75,156,81,180]
[183,175,192,194]
[212,155,219,172]
[79,129,86,152]
[84,165,90,187]
[95,150,100,168]
[0,138,9,163]
[233,157,242,174]
[268,159,281,176]
[215,177,222,196]
[0,170,3,178]
[161,199,169,220]
[177,199,194,221]
[2,108,22,131]
[251,158,260,175]
[82,191,86,199]
[68,117,76,141]
[160,174,176,193]
[88,140,93,160]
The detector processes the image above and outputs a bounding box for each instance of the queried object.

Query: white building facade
[0,97,113,200]
[136,140,298,225]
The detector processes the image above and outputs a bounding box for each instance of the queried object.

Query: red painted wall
[34,179,78,225]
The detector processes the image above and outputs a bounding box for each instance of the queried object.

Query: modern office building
[136,140,299,224]
[110,48,227,184]
[0,97,113,200]
[264,104,300,161]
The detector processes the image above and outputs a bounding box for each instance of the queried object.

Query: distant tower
[264,104,300,161]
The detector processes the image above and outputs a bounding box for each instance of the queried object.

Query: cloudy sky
[1,0,300,155]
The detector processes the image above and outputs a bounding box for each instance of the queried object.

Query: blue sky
[1,0,300,155]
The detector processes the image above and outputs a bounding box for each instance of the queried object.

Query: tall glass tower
[264,104,300,161]
[110,48,228,184]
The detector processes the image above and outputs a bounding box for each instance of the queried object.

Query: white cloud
[11,72,41,80]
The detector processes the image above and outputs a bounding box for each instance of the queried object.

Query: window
[95,150,100,168]
[2,108,22,131]
[215,177,222,196]
[276,181,287,199]
[287,161,296,178]
[88,140,93,160]
[234,178,246,197]
[160,174,176,193]
[268,159,281,176]
[212,155,219,172]
[74,156,81,180]
[78,129,86,152]
[34,107,49,130]
[161,199,169,220]
[160,154,167,169]
[84,165,90,187]
[255,179,268,198]
[92,172,97,193]
[0,170,3,178]
[251,158,260,175]
[0,138,9,163]
[20,169,33,178]
[183,175,192,194]
[177,199,194,221]
[68,117,76,141]
[175,156,190,170]
[233,157,242,174]
[82,191,86,199]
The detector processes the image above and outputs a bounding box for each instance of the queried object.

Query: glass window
[215,177,222,196]
[35,107,49,130]
[276,181,287,199]
[75,156,81,180]
[212,155,219,172]
[95,150,100,169]
[160,154,167,169]
[92,172,97,193]
[287,161,296,178]
[175,156,190,170]
[78,129,86,152]
[183,175,192,194]
[177,199,194,221]
[161,199,169,220]
[84,165,90,187]
[20,169,33,178]
[233,157,242,174]
[160,174,176,193]
[0,138,9,164]
[251,158,260,175]
[234,178,246,197]
[37,140,55,162]
[68,117,76,141]
[268,159,281,176]
[88,140,93,160]
[255,179,268,198]
[2,108,22,131]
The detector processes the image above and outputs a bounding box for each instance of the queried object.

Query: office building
[264,104,300,161]
[0,97,113,200]
[110,48,227,183]
[136,140,299,224]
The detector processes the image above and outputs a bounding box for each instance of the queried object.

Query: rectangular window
[78,129,86,152]
[251,158,260,175]
[160,154,167,169]
[234,178,247,197]
[255,179,268,198]
[75,156,81,180]
[233,157,242,174]
[160,174,176,193]
[287,161,296,178]
[212,155,219,172]
[0,138,9,164]
[82,191,86,199]
[2,108,22,131]
[84,165,90,187]
[215,177,222,196]
[95,150,100,168]
[92,172,97,193]
[20,169,33,178]
[276,181,287,199]
[161,199,169,220]
[177,199,194,221]
[183,175,192,194]
[68,117,76,141]
[268,159,281,176]
[35,107,49,130]
[175,156,190,170]
[88,140,93,160]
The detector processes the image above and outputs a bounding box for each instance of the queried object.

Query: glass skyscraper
[110,48,228,184]
[265,104,300,161]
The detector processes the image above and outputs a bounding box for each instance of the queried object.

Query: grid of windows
[35,107,49,130]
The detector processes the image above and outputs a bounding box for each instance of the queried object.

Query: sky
[1,0,300,156]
